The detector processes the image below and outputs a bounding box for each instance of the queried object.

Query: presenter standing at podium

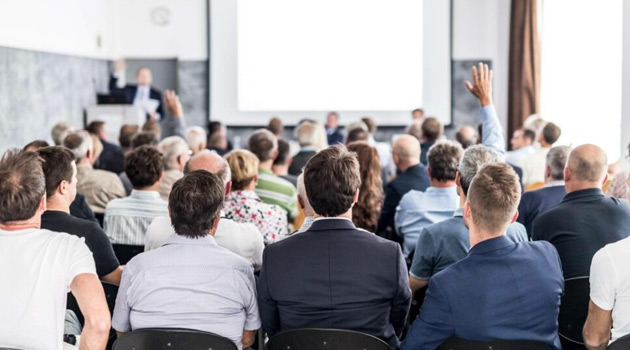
[109,59,164,120]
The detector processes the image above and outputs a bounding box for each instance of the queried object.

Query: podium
[86,105,146,145]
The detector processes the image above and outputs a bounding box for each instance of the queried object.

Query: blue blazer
[95,138,124,174]
[401,236,564,350]
[327,128,344,145]
[517,185,566,236]
[257,218,411,348]
[109,75,164,118]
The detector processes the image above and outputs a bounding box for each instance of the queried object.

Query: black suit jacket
[517,185,566,236]
[257,219,411,348]
[109,75,164,118]
[288,149,317,175]
[327,128,344,145]
[95,138,124,174]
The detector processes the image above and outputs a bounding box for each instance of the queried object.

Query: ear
[298,195,305,210]
[272,150,279,160]
[287,156,293,167]
[455,171,462,188]
[253,174,259,184]
[564,167,571,182]
[225,180,232,196]
[545,165,551,179]
[167,206,172,218]
[157,171,164,183]
[210,215,221,234]
[353,189,360,204]
[510,209,519,224]
[38,194,47,214]
[58,180,67,196]
[427,167,433,180]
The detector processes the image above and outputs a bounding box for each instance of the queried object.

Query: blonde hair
[225,150,259,190]
[90,134,103,162]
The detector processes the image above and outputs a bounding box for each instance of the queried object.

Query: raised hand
[164,90,184,118]
[114,58,126,74]
[465,62,493,107]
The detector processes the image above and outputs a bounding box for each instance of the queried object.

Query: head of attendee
[455,126,478,149]
[247,129,278,170]
[457,145,502,202]
[136,67,153,87]
[392,135,421,172]
[545,146,570,184]
[406,120,423,140]
[207,122,229,154]
[184,150,232,194]
[186,126,207,155]
[510,128,536,151]
[266,117,284,138]
[564,144,608,194]
[346,128,369,144]
[412,108,424,121]
[37,147,78,211]
[421,117,442,143]
[64,130,95,166]
[326,111,339,131]
[51,121,74,146]
[311,121,330,151]
[226,150,259,193]
[86,121,107,141]
[295,121,316,148]
[347,142,383,232]
[539,122,561,148]
[427,141,462,188]
[296,173,315,232]
[131,131,159,149]
[90,134,104,164]
[524,114,546,140]
[125,145,164,192]
[272,139,293,177]
[0,150,46,228]
[119,124,139,153]
[156,136,190,200]
[142,120,162,140]
[361,117,377,138]
[288,122,319,176]
[23,140,49,152]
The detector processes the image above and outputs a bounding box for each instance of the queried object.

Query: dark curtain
[508,0,540,148]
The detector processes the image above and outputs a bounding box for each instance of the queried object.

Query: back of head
[247,129,278,162]
[458,145,502,195]
[346,128,369,144]
[455,126,477,149]
[184,150,231,188]
[132,132,159,149]
[51,121,74,146]
[467,162,521,234]
[36,146,75,199]
[142,120,162,140]
[225,150,259,191]
[23,140,50,152]
[541,122,561,146]
[208,121,224,137]
[524,114,545,133]
[361,117,377,135]
[295,121,316,147]
[158,136,190,170]
[119,124,139,149]
[393,135,421,164]
[522,129,536,145]
[0,150,45,224]
[266,117,284,137]
[427,141,463,182]
[421,117,442,141]
[304,145,361,217]
[169,170,224,238]
[274,139,291,166]
[186,126,207,152]
[63,130,93,162]
[546,146,570,181]
[124,145,164,189]
[406,121,423,140]
[567,144,608,184]
[86,121,105,136]
[347,142,382,189]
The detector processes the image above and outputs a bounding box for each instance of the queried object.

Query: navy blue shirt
[517,184,566,236]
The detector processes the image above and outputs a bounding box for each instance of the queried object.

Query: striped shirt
[255,168,297,219]
[104,190,169,245]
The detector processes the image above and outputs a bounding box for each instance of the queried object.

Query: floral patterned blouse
[223,190,288,244]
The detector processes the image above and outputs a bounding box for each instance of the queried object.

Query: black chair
[112,244,144,265]
[437,336,552,350]
[112,328,237,350]
[608,333,630,350]
[559,277,590,350]
[266,328,390,350]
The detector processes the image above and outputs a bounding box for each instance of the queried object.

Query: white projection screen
[210,0,451,126]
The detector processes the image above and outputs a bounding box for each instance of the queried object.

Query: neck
[397,161,419,173]
[272,165,288,176]
[458,191,467,208]
[0,217,41,231]
[469,227,504,248]
[259,160,273,170]
[46,196,70,214]
[78,159,91,166]
[315,208,352,220]
[431,179,456,188]
[565,181,600,194]
[134,182,161,192]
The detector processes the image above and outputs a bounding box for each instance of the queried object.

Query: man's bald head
[566,144,607,184]
[184,150,231,189]
[393,135,421,165]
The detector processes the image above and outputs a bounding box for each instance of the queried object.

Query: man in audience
[87,120,125,174]
[186,126,207,155]
[533,144,630,279]
[24,140,49,152]
[295,173,316,233]
[406,120,423,140]
[455,125,478,149]
[109,59,164,118]
[144,150,264,270]
[258,145,411,348]
[506,128,536,165]
[412,108,424,122]
[376,135,430,239]
[519,122,562,187]
[346,128,369,144]
[207,121,232,156]
[0,149,110,350]
[272,139,297,187]
[396,141,462,257]
[113,171,260,349]
[38,146,123,285]
[517,146,569,236]
[408,145,528,293]
[402,163,564,350]
[420,117,443,165]
[64,130,126,214]
[248,129,298,219]
[51,121,74,146]
[266,116,284,138]
[288,121,318,175]
[104,146,168,254]
[142,120,162,140]
[157,136,190,200]
[119,124,139,154]
[325,111,344,145]
[132,131,159,149]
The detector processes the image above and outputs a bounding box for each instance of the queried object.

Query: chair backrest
[112,328,237,350]
[112,244,145,265]
[607,333,630,350]
[558,277,590,345]
[266,328,390,350]
[437,336,552,350]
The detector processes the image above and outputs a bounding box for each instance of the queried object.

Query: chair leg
[257,328,266,350]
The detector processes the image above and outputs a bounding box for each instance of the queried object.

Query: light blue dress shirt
[480,105,506,155]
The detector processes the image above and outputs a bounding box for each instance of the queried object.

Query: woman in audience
[347,142,383,232]
[224,150,288,243]
[207,121,232,156]
[311,121,329,152]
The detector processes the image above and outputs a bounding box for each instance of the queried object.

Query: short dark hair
[361,117,376,134]
[346,128,368,144]
[247,129,277,162]
[274,139,291,166]
[427,141,463,181]
[304,145,361,217]
[266,117,284,136]
[131,132,159,149]
[208,121,223,136]
[412,108,424,115]
[23,140,50,151]
[169,170,224,238]
[0,150,46,223]
[119,124,139,148]
[124,146,164,189]
[542,123,561,145]
[36,146,76,199]
[86,121,105,135]
[522,129,536,144]
[422,117,442,141]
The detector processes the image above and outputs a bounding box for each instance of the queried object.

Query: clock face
[151,6,171,26]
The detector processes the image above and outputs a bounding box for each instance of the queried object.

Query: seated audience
[409,145,528,293]
[517,145,569,236]
[533,144,630,279]
[311,120,330,151]
[112,171,260,349]
[64,130,126,214]
[51,121,74,146]
[248,129,298,219]
[258,145,411,348]
[288,121,318,175]
[272,139,297,187]
[186,126,207,155]
[406,120,423,140]
[347,142,383,232]
[519,122,562,186]
[376,135,430,239]
[455,125,478,149]
[505,128,536,165]
[88,120,124,174]
[38,146,123,285]
[142,120,161,140]
[224,150,288,243]
[362,117,392,171]
[23,140,49,152]
[295,173,316,233]
[131,131,159,149]
[157,136,190,201]
[207,121,232,156]
[144,150,264,271]
[605,143,630,200]
[325,111,344,145]
[402,163,564,350]
[420,117,443,165]
[396,141,462,257]
[412,108,424,122]
[119,124,139,154]
[266,116,284,138]
[0,149,110,350]
[346,127,369,144]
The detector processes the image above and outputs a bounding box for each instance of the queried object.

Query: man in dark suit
[402,163,564,350]
[517,146,569,236]
[325,111,344,145]
[109,59,164,119]
[87,120,125,174]
[532,144,630,279]
[258,145,411,348]
[419,117,442,165]
[376,135,430,241]
[288,121,318,175]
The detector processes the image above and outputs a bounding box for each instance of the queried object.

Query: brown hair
[273,139,291,166]
[304,145,361,217]
[266,117,284,136]
[421,117,443,141]
[468,162,521,233]
[36,146,76,199]
[247,129,277,162]
[347,142,383,232]
[86,120,105,135]
[131,132,159,149]
[542,122,561,145]
[427,141,463,182]
[23,140,50,152]
[0,150,46,223]
[225,150,259,190]
[124,145,164,189]
[119,124,139,148]
[361,117,376,134]
[346,128,369,144]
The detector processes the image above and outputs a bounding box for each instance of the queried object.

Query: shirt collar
[258,168,274,175]
[130,190,161,199]
[468,236,515,256]
[309,217,357,231]
[425,185,458,193]
[300,146,316,152]
[453,207,465,217]
[563,188,603,202]
[314,216,353,222]
[544,180,565,188]
[230,190,260,201]
[162,233,217,247]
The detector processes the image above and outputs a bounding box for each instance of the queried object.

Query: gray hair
[185,126,207,151]
[51,121,74,146]
[63,130,92,162]
[184,150,232,189]
[295,122,316,147]
[158,136,190,170]
[458,145,503,196]
[546,146,570,181]
[296,172,313,214]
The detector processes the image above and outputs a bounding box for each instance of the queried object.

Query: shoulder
[400,189,424,203]
[219,219,263,240]
[519,240,559,257]
[423,217,461,236]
